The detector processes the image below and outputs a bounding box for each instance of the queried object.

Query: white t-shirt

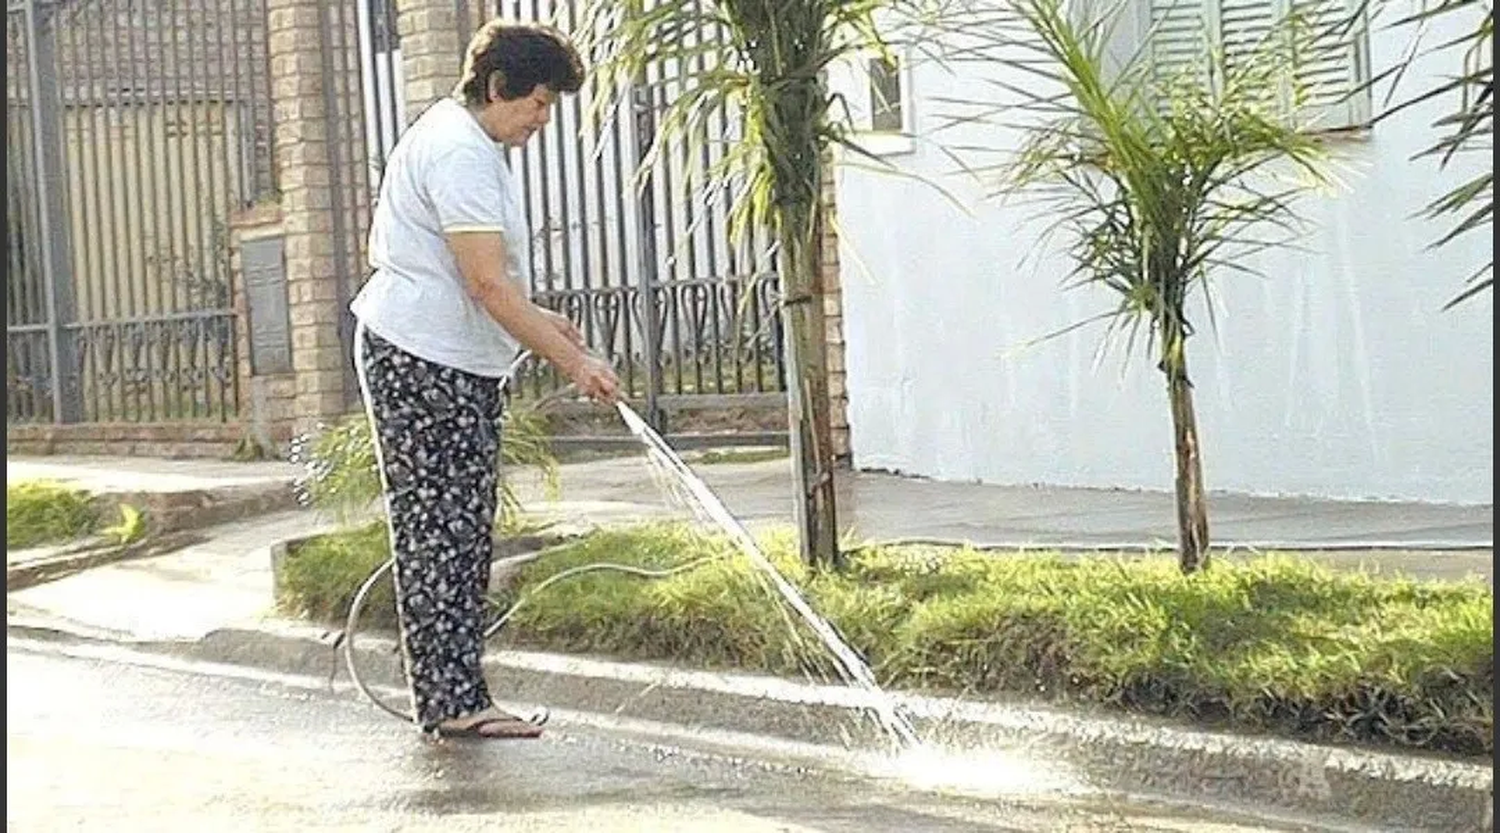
[351,97,531,379]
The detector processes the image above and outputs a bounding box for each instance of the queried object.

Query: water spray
[336,349,920,750]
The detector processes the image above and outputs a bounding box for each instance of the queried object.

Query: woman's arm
[447,231,619,402]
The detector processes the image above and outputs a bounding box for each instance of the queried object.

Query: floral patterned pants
[354,324,502,732]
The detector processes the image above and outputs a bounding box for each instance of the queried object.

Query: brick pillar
[397,0,467,126]
[819,153,852,462]
[267,0,350,438]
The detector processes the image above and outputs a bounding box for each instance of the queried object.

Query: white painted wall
[831,5,1493,504]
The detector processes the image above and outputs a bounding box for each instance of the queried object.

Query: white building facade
[830,0,1493,504]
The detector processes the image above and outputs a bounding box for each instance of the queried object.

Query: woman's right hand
[565,353,621,405]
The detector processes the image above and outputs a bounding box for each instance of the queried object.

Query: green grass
[295,409,559,529]
[6,480,100,550]
[277,521,1494,756]
[274,521,393,627]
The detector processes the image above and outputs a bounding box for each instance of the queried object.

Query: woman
[350,20,620,740]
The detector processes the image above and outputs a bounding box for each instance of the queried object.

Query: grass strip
[277,520,1493,756]
[6,480,100,550]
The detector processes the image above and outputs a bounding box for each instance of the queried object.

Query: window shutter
[1148,0,1213,87]
[1288,0,1371,129]
[1220,0,1280,68]
[1144,0,1368,130]
[1220,0,1284,112]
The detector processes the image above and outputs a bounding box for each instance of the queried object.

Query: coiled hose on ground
[338,549,724,724]
[337,348,729,725]
[335,348,1017,729]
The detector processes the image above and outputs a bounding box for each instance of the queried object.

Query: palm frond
[1362,0,1492,306]
[959,0,1341,366]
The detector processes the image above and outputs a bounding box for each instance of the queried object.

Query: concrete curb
[97,481,301,535]
[5,531,209,591]
[6,481,298,590]
[8,616,1490,833]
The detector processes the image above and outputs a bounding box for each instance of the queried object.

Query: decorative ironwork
[455,0,789,431]
[66,313,238,422]
[322,0,403,407]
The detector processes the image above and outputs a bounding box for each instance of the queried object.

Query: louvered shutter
[1143,0,1370,130]
[1288,0,1371,129]
[1220,0,1279,68]
[1221,0,1284,112]
[1148,0,1212,87]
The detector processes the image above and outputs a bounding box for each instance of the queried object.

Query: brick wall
[6,423,250,459]
[397,0,466,124]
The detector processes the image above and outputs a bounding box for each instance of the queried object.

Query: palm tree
[580,0,927,569]
[959,0,1339,572]
[1370,0,1492,308]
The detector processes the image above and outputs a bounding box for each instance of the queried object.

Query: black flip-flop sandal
[437,708,548,740]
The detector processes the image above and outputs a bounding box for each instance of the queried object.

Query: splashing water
[615,401,921,751]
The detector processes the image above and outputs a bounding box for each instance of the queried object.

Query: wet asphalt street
[6,639,1320,833]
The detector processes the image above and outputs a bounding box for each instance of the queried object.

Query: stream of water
[614,401,922,751]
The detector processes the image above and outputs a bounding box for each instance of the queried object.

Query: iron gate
[314,0,405,409]
[5,0,276,424]
[313,0,788,436]
[457,0,787,432]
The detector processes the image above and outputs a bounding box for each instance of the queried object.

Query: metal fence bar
[631,81,664,427]
[24,0,80,422]
[189,0,213,418]
[166,0,190,416]
[60,1,95,418]
[217,0,242,419]
[608,75,637,398]
[7,20,48,424]
[186,0,211,419]
[114,0,140,420]
[124,0,148,419]
[248,0,275,199]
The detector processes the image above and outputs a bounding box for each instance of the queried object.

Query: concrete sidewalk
[7,510,333,641]
[6,455,299,495]
[513,455,1495,548]
[8,452,1494,582]
[510,455,1495,583]
[6,455,304,573]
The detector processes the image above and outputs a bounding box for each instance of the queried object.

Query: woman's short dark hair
[454,21,584,105]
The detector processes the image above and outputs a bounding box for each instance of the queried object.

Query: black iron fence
[459,0,788,430]
[4,0,789,436]
[313,0,403,409]
[5,0,276,424]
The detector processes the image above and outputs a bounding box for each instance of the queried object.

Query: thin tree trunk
[779,218,841,571]
[764,68,840,571]
[1162,323,1209,573]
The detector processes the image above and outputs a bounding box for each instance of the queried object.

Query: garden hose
[336,346,731,726]
[337,548,726,725]
[335,345,931,734]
